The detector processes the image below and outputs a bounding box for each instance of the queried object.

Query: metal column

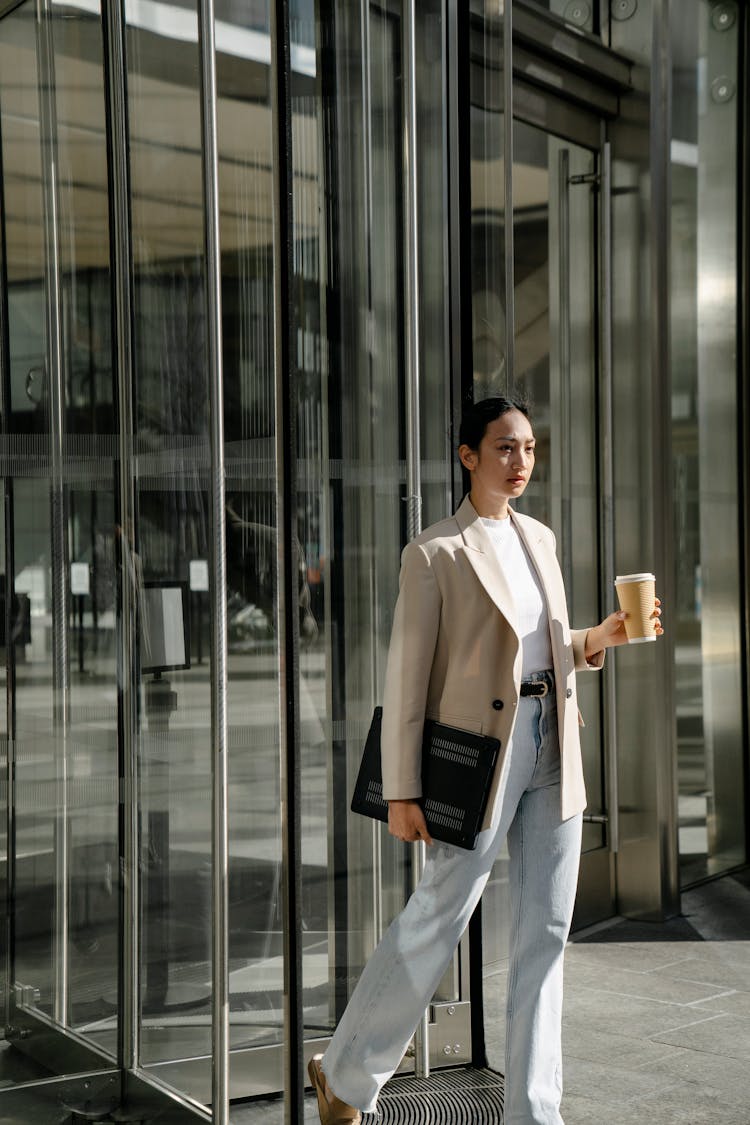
[270,0,304,1120]
[101,0,140,1073]
[35,0,70,1028]
[503,0,514,392]
[401,0,429,1080]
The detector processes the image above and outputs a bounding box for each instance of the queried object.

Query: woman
[309,397,662,1125]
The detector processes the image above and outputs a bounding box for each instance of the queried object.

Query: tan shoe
[307,1055,362,1125]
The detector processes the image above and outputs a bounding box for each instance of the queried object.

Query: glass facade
[0,1,746,1121]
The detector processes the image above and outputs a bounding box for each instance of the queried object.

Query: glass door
[509,118,614,927]
[472,97,618,1029]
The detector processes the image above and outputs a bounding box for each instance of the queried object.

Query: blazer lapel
[455,496,520,638]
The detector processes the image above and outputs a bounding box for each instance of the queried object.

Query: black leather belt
[519,670,555,697]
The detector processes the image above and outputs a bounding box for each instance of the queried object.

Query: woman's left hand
[585,598,663,658]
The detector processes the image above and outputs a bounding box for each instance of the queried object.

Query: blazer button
[492,699,504,710]
[566,688,572,698]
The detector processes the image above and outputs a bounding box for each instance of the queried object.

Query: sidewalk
[556,867,750,1124]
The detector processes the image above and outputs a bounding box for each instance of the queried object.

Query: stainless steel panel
[513,81,602,149]
[514,0,633,89]
[512,44,620,117]
[694,1,744,872]
[609,0,679,919]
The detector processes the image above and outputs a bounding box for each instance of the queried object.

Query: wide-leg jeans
[322,685,583,1124]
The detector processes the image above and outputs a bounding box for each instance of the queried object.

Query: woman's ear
[458,443,476,472]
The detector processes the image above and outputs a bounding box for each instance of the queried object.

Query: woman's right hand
[388,799,434,845]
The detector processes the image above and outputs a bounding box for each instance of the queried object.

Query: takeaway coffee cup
[614,573,657,643]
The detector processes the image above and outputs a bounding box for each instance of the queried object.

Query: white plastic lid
[615,573,655,583]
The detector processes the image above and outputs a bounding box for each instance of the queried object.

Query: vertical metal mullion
[196,2,229,1121]
[741,0,750,870]
[360,0,384,953]
[503,0,514,392]
[101,0,140,1073]
[403,0,421,544]
[270,1,303,1120]
[598,139,619,856]
[0,55,17,1036]
[35,0,69,1027]
[401,0,429,1081]
[447,0,473,502]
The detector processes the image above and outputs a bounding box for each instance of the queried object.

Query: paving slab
[637,1043,750,1092]
[690,987,750,1017]
[650,1010,750,1060]
[621,1077,750,1125]
[562,988,725,1040]
[563,962,731,1006]
[562,1054,677,1105]
[666,953,750,990]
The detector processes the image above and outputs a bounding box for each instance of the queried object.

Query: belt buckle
[532,680,549,697]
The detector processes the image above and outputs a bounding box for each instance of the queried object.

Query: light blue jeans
[322,680,582,1123]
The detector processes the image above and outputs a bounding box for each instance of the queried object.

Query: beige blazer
[380,495,603,825]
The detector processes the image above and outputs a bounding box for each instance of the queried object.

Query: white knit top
[480,516,554,677]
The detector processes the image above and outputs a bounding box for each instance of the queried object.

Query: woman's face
[460,409,536,505]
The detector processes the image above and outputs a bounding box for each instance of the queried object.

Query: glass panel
[124,0,215,1088]
[671,0,744,884]
[510,121,603,852]
[470,0,507,397]
[418,0,452,528]
[0,0,117,1075]
[293,0,411,1047]
[287,0,453,1057]
[215,0,283,1079]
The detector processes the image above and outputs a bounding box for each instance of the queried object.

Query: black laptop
[351,707,501,850]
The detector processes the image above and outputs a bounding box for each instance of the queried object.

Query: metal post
[270,1,304,1120]
[0,56,17,1036]
[101,0,140,1072]
[401,0,429,1079]
[503,0,514,392]
[35,0,70,1028]
[196,1,229,1121]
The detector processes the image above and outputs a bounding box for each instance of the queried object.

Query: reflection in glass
[0,0,119,1074]
[213,1,283,1087]
[470,1,507,397]
[288,0,453,1052]
[124,1,215,1083]
[476,116,606,1069]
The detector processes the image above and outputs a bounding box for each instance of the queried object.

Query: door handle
[598,140,619,856]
